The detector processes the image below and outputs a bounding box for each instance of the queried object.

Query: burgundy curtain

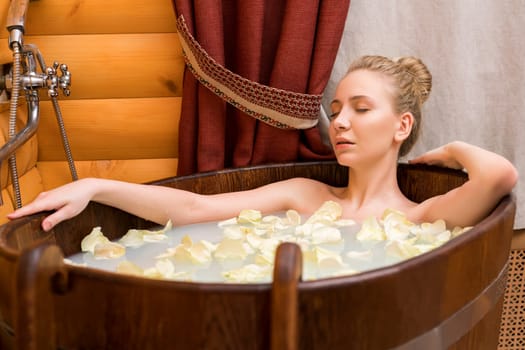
[172,0,350,175]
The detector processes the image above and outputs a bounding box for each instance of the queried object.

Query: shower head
[5,0,31,49]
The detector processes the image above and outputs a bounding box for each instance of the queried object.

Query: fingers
[409,144,465,170]
[8,204,72,232]
[7,193,60,218]
[6,182,91,232]
[39,202,90,231]
[41,217,54,231]
[408,156,425,164]
[6,191,68,231]
[409,147,446,164]
[40,210,68,231]
[6,203,45,219]
[409,153,437,165]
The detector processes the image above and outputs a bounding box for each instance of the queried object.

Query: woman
[8,55,518,231]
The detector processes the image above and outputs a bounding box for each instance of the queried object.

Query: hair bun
[395,56,432,104]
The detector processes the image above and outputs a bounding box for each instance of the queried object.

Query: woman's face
[328,69,404,168]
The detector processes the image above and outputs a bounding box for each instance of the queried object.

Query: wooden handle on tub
[14,243,68,350]
[271,242,302,350]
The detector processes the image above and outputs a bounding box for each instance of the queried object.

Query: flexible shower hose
[8,43,22,209]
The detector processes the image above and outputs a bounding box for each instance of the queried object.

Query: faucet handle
[59,63,71,96]
[46,61,71,97]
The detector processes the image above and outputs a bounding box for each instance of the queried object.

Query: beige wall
[325,0,524,230]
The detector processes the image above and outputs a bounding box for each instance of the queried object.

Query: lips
[335,137,355,145]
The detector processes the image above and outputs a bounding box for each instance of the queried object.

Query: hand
[409,142,464,170]
[7,178,96,231]
[407,141,517,228]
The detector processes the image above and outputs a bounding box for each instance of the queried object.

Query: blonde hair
[346,55,432,157]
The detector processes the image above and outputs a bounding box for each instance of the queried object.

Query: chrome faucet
[0,0,76,207]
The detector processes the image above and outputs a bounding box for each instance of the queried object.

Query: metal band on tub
[175,15,321,130]
[391,261,509,350]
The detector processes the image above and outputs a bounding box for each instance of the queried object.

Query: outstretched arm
[7,177,313,232]
[409,141,518,227]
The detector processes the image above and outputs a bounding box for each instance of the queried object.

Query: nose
[331,109,352,130]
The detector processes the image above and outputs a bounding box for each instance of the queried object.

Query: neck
[339,156,410,218]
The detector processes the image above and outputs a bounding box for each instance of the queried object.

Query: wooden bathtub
[0,161,516,349]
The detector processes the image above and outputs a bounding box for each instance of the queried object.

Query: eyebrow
[330,95,372,106]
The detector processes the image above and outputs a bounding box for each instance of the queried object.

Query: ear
[394,112,414,142]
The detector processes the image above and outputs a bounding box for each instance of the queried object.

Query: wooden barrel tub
[0,162,516,349]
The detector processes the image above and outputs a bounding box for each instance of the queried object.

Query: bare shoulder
[268,177,343,212]
[404,197,439,224]
[271,177,335,193]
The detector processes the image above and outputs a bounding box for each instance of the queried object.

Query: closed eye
[328,112,339,120]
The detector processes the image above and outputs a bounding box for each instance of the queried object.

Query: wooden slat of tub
[511,229,525,249]
[10,33,183,99]
[0,0,177,36]
[36,97,181,161]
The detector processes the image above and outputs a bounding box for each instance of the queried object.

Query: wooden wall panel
[36,97,181,161]
[1,0,184,202]
[18,33,184,99]
[37,158,179,190]
[0,0,177,36]
[0,105,39,185]
[0,187,14,219]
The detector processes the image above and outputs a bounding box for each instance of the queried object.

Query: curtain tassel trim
[175,15,321,130]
